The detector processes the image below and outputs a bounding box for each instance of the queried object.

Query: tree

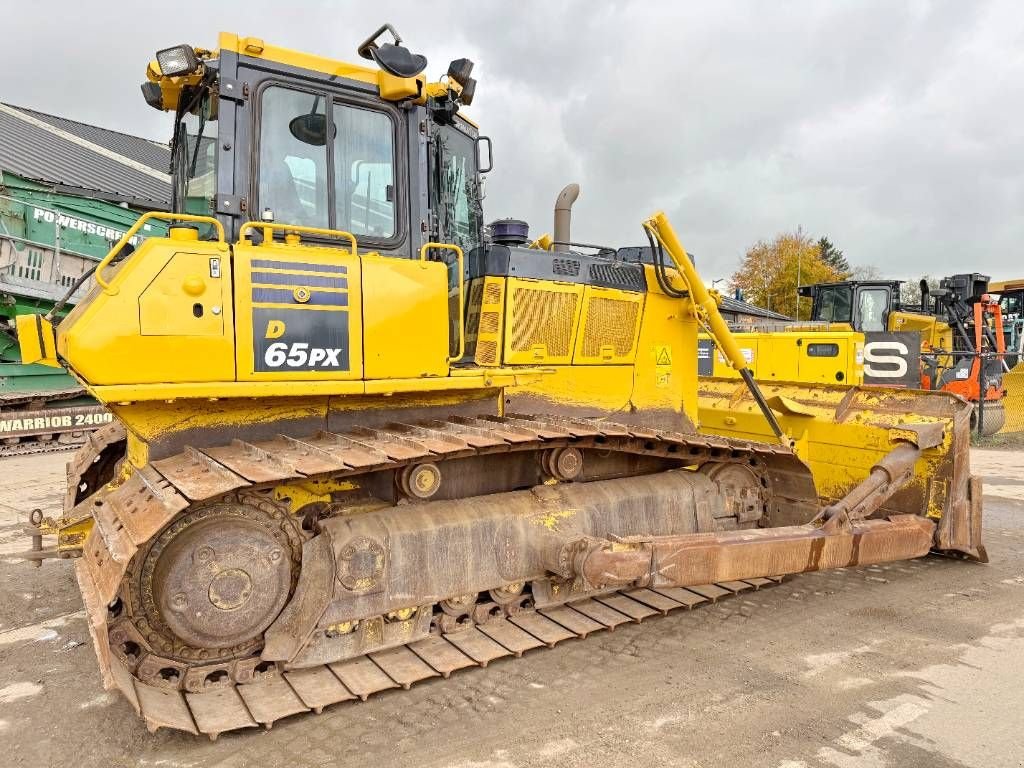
[817,236,850,277]
[732,230,846,319]
[849,264,883,280]
[901,276,940,308]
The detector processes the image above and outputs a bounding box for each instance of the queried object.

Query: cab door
[853,285,893,332]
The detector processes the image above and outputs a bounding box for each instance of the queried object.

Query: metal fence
[998,363,1024,436]
[928,349,1024,438]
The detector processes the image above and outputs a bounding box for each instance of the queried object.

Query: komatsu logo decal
[253,309,349,372]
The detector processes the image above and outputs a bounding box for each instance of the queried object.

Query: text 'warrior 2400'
[16,25,983,738]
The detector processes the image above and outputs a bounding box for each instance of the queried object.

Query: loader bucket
[697,379,983,561]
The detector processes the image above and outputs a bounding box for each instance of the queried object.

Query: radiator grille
[510,288,578,356]
[582,297,640,357]
[476,340,498,365]
[465,282,484,337]
[552,257,581,276]
[468,278,504,366]
[483,282,503,304]
[479,311,500,334]
[589,263,646,292]
[448,291,461,357]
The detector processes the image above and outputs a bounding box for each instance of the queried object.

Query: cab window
[181,105,217,217]
[815,286,852,323]
[333,104,395,238]
[258,86,329,227]
[1001,292,1021,319]
[428,123,482,254]
[857,288,889,332]
[256,85,399,241]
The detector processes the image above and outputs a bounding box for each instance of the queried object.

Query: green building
[0,102,172,451]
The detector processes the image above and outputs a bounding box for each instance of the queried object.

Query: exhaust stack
[553,183,580,253]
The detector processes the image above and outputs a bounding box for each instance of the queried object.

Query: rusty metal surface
[368,646,439,688]
[63,420,127,513]
[135,676,197,735]
[935,402,986,560]
[87,548,789,738]
[537,605,604,638]
[819,442,922,525]
[235,675,308,728]
[443,627,511,666]
[151,508,295,649]
[203,440,299,484]
[408,635,477,678]
[107,465,188,547]
[328,657,398,701]
[251,435,347,475]
[624,588,684,615]
[262,534,335,662]
[184,686,257,738]
[477,618,545,656]
[74,559,113,688]
[565,598,632,630]
[570,515,937,591]
[151,447,249,501]
[63,412,976,738]
[284,666,354,712]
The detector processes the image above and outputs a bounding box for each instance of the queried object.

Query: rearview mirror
[289,113,328,146]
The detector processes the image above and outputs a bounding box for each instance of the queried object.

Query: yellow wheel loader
[17,25,982,738]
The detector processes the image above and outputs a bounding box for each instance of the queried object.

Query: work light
[156,45,200,77]
[447,58,474,86]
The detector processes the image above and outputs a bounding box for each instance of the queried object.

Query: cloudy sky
[3,1,1021,282]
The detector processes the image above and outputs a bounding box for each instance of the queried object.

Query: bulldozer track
[74,414,811,738]
[65,421,126,512]
[0,436,86,458]
[93,560,784,739]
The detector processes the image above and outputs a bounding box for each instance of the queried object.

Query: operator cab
[147,24,487,258]
[799,280,901,332]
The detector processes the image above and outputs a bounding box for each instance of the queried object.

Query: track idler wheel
[129,494,303,666]
[154,514,291,649]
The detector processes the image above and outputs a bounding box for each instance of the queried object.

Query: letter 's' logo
[863,340,909,378]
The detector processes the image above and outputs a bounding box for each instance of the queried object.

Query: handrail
[237,221,357,254]
[95,212,225,294]
[420,242,465,363]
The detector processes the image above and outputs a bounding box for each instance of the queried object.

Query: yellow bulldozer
[16,25,983,738]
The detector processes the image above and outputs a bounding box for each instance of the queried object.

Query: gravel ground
[0,448,1021,768]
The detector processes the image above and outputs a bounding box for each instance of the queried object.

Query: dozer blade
[698,379,984,561]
